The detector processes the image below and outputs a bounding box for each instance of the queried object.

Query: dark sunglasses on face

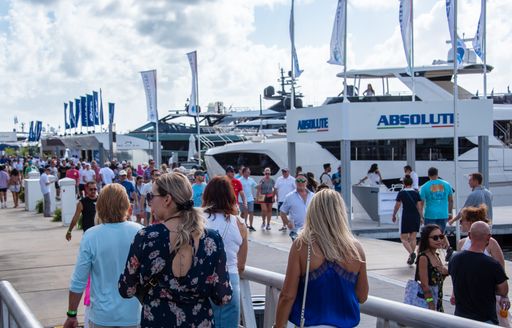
[429,234,445,241]
[146,192,165,203]
[296,178,307,183]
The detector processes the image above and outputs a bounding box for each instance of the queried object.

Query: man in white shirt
[140,169,161,225]
[238,167,257,231]
[39,166,53,217]
[403,165,419,191]
[274,168,296,231]
[319,163,334,189]
[280,173,314,240]
[99,162,115,187]
[82,163,96,185]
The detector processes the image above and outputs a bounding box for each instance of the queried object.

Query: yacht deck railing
[239,266,495,328]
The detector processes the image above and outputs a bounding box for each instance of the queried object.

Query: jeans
[211,272,240,327]
[43,192,51,217]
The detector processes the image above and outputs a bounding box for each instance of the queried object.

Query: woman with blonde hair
[118,172,232,327]
[64,184,142,328]
[274,189,368,328]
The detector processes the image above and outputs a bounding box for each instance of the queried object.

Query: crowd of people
[0,153,509,326]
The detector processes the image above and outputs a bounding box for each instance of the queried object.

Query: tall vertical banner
[327,0,346,66]
[141,70,158,122]
[186,51,199,116]
[86,94,94,127]
[399,0,413,75]
[28,121,34,142]
[75,99,81,128]
[35,121,43,141]
[289,0,303,78]
[108,103,115,125]
[93,91,99,125]
[81,96,87,127]
[99,89,105,125]
[64,103,70,130]
[69,101,75,128]
[472,0,484,60]
[446,0,466,66]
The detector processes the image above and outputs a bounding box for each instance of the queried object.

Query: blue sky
[0,0,510,133]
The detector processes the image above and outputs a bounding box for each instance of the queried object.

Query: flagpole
[342,0,348,103]
[411,0,415,103]
[452,0,461,244]
[482,0,487,99]
[290,0,296,110]
[155,73,160,168]
[196,63,201,166]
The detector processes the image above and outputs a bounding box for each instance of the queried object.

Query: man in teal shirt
[420,167,454,259]
[192,170,207,207]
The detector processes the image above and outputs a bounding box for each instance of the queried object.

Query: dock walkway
[1,198,510,327]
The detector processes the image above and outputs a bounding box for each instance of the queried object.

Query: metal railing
[239,266,495,328]
[0,281,43,328]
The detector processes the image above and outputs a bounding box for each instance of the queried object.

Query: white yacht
[205,62,512,206]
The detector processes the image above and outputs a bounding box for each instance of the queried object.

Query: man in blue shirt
[331,165,342,193]
[192,170,207,207]
[239,167,258,231]
[420,167,454,259]
[280,174,314,240]
[117,170,135,203]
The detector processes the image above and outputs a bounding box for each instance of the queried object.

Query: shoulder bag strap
[404,190,421,216]
[299,243,311,328]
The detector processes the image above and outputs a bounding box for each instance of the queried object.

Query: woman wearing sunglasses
[415,224,448,312]
[119,172,232,327]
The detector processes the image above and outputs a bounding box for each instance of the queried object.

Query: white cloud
[0,0,511,136]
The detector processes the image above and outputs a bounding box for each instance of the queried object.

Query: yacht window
[317,140,406,161]
[415,137,476,161]
[212,152,280,176]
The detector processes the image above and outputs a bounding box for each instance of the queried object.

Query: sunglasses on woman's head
[429,234,445,241]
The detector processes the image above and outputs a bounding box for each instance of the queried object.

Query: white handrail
[239,266,495,328]
[0,281,43,328]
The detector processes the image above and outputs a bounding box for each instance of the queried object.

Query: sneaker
[407,252,416,265]
[248,226,256,232]
[266,224,271,230]
[445,247,454,262]
[261,223,266,229]
[279,226,287,231]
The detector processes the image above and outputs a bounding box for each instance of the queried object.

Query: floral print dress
[118,224,232,327]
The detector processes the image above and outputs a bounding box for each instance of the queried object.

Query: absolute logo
[297,117,329,133]
[377,113,454,129]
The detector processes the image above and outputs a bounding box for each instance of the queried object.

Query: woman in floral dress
[119,172,232,327]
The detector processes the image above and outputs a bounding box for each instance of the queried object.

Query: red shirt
[66,169,80,185]
[231,178,243,201]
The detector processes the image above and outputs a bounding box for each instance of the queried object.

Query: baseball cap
[119,170,127,176]
[281,167,289,172]
[225,165,235,173]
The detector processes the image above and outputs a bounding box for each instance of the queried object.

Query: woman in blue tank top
[274,189,369,328]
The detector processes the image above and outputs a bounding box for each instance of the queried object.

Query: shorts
[424,218,448,233]
[263,196,273,204]
[9,185,20,193]
[78,184,85,193]
[277,202,283,212]
[55,181,60,190]
[239,201,254,213]
[0,188,6,193]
